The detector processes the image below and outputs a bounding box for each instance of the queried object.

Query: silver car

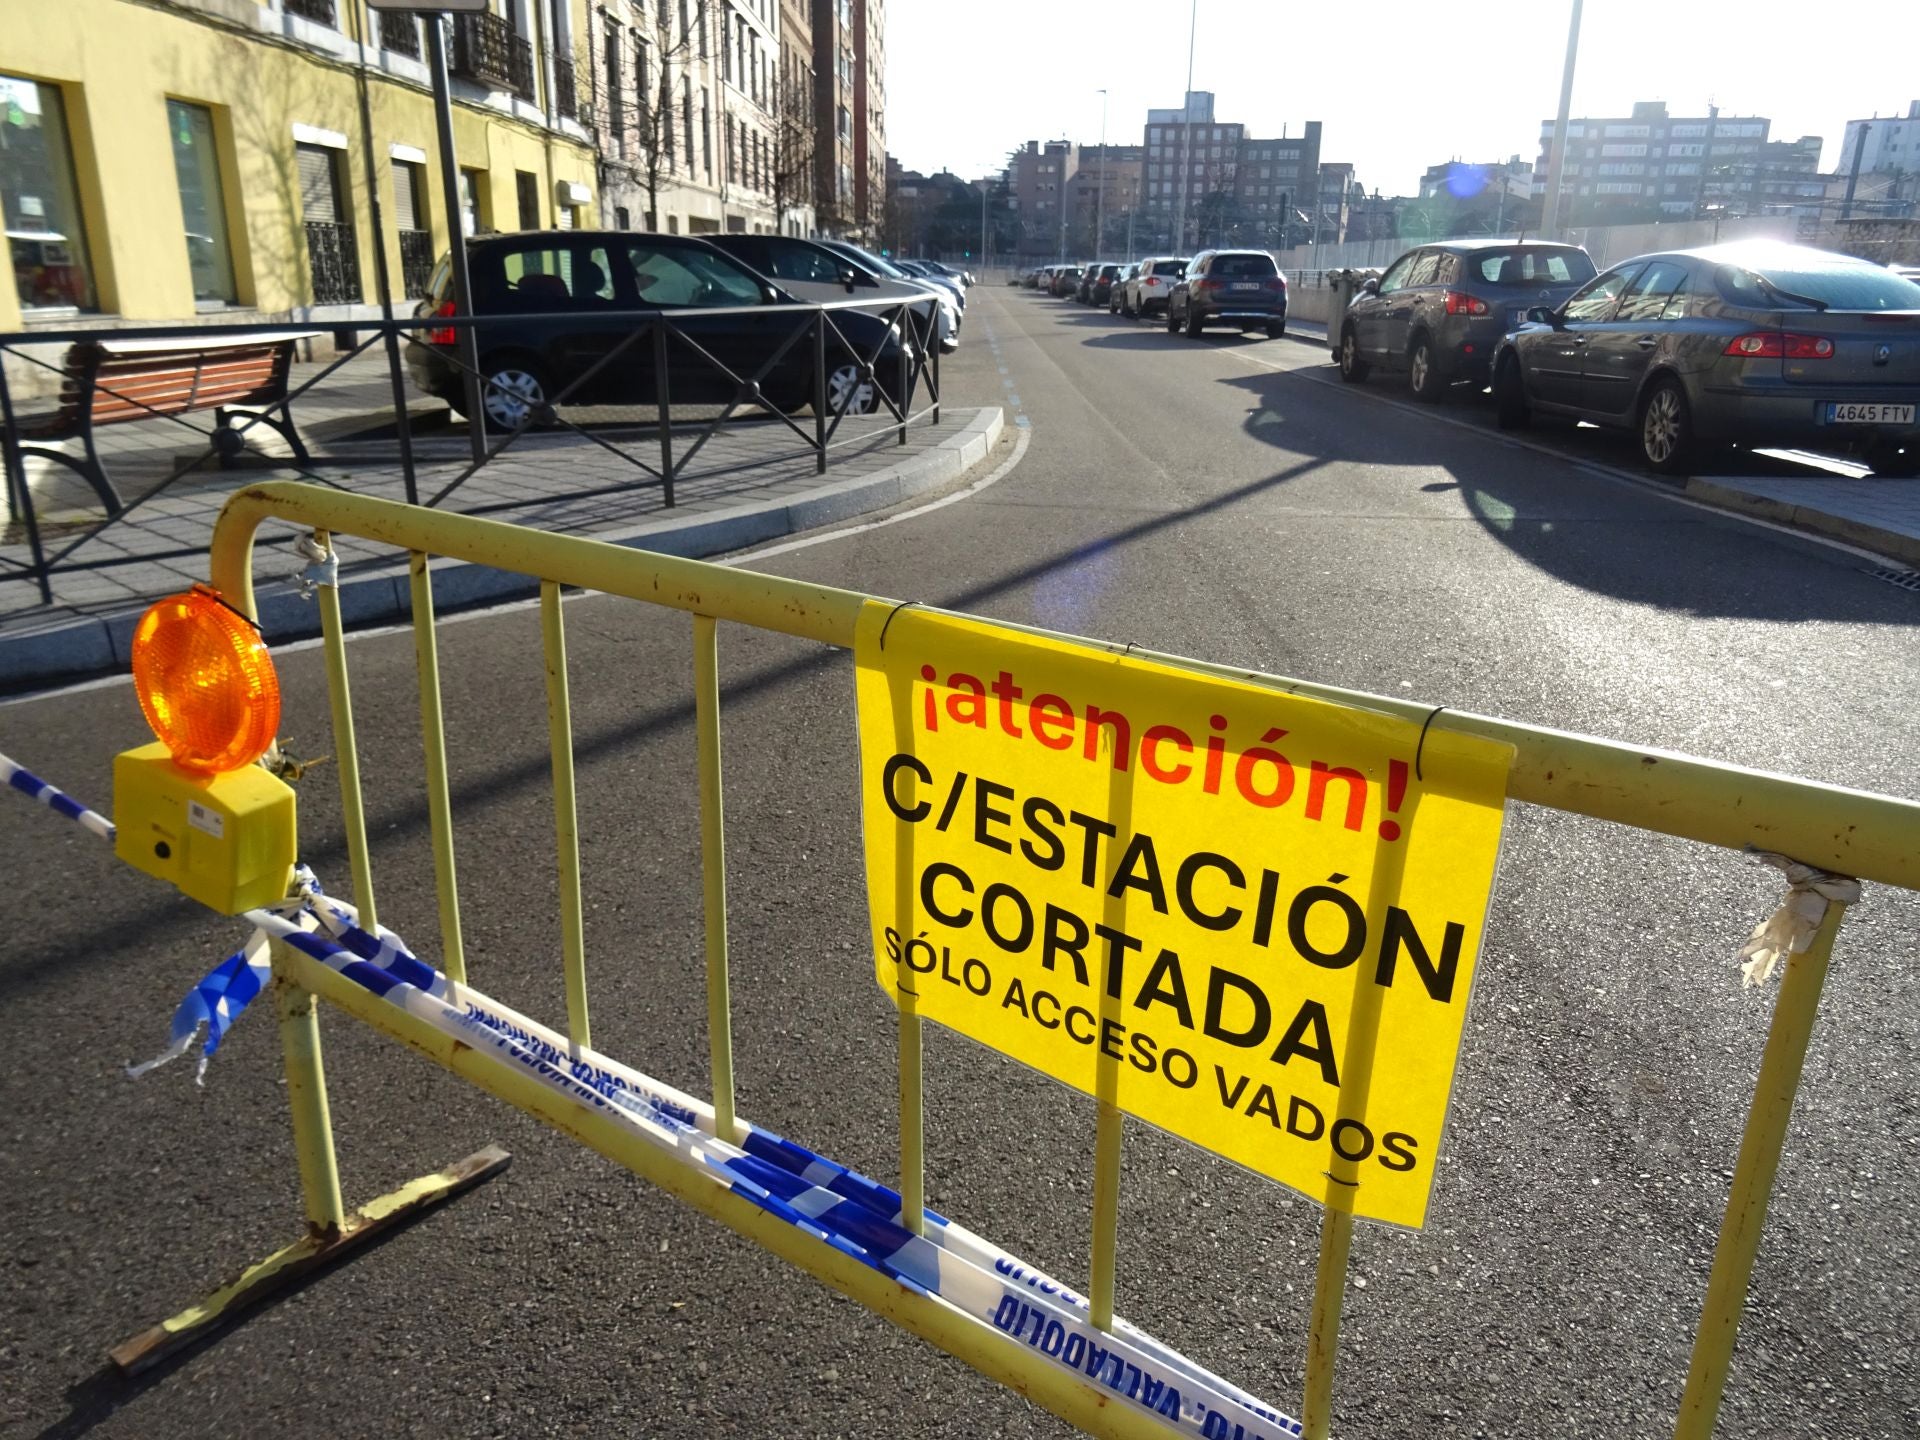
[1492,241,1920,476]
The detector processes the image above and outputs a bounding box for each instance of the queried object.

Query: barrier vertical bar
[896,303,909,447]
[541,580,591,1052]
[929,308,941,427]
[272,963,346,1234]
[654,322,676,509]
[317,537,377,930]
[1089,1104,1123,1330]
[812,312,828,475]
[693,614,738,1143]
[0,357,53,605]
[899,1005,926,1236]
[409,551,466,986]
[1674,900,1850,1440]
[1301,1209,1354,1440]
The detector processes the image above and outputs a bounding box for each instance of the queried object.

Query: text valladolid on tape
[855,605,1514,1228]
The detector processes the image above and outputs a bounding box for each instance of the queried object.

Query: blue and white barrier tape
[1,752,115,842]
[3,757,1301,1436]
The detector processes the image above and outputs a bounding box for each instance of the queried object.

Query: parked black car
[1049,266,1084,298]
[1490,241,1920,476]
[1166,251,1288,338]
[1078,262,1127,306]
[1338,240,1595,398]
[705,233,957,352]
[407,231,921,430]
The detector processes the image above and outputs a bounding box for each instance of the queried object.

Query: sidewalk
[1278,315,1920,570]
[1,347,1003,690]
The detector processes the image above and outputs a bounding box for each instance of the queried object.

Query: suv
[1078,262,1127,305]
[1338,240,1595,399]
[1049,266,1084,298]
[407,231,917,429]
[1166,251,1288,338]
[1119,257,1187,318]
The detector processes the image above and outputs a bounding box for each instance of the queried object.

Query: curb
[1,406,1005,691]
[1683,476,1920,570]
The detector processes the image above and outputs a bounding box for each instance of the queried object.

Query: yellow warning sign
[855,605,1513,1228]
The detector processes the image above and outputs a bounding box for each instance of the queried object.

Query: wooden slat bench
[11,332,318,516]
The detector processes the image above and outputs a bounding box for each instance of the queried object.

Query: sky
[885,0,1920,197]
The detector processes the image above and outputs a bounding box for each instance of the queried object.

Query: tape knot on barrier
[1736,849,1861,988]
[292,532,338,600]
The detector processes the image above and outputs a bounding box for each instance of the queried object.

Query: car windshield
[1471,248,1596,286]
[1209,254,1276,278]
[1715,259,1920,312]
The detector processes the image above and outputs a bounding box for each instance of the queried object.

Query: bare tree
[768,58,815,237]
[595,0,710,229]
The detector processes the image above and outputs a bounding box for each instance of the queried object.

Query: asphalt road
[3,285,1917,1440]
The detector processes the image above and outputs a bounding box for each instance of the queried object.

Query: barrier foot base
[108,1143,511,1377]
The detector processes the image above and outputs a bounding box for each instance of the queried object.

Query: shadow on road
[1213,363,1919,625]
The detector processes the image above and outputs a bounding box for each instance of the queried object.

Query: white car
[1119,256,1189,319]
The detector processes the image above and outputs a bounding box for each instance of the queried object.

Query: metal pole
[425,15,487,464]
[1674,899,1852,1439]
[1841,123,1869,220]
[981,182,989,276]
[1172,0,1198,255]
[1301,1208,1354,1438]
[348,0,420,504]
[1095,88,1107,259]
[0,360,52,604]
[1696,103,1721,222]
[273,967,347,1236]
[1540,0,1582,239]
[693,612,738,1144]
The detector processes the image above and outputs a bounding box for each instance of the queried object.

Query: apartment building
[2,0,597,332]
[1007,139,1077,258]
[1532,99,1823,222]
[808,0,882,238]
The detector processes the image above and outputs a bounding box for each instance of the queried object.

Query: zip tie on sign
[1736,848,1861,988]
[292,531,337,599]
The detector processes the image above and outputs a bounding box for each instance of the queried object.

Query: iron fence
[304,221,363,305]
[552,55,578,121]
[378,10,420,56]
[452,12,536,101]
[0,292,943,605]
[398,230,436,299]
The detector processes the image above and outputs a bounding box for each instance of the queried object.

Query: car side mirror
[1360,277,1380,295]
[1526,305,1561,328]
[840,266,858,293]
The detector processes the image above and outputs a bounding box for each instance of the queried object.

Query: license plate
[1826,402,1915,424]
[1231,282,1261,291]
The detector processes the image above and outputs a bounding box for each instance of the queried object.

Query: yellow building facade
[0,0,598,331]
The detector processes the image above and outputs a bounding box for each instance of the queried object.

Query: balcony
[305,220,362,306]
[451,12,536,103]
[377,11,420,57]
[398,228,435,300]
[552,55,578,121]
[283,0,335,24]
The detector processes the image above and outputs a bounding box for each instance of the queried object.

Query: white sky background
[886,0,1920,196]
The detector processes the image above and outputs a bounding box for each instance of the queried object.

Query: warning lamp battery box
[114,743,296,915]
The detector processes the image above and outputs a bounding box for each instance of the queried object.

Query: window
[1616,260,1689,321]
[171,102,238,304]
[1562,265,1640,323]
[1404,251,1442,288]
[604,27,622,153]
[481,243,614,308]
[1715,258,1920,312]
[614,205,630,228]
[1209,253,1276,278]
[459,168,485,235]
[1471,247,1595,285]
[515,169,541,229]
[1376,251,1418,295]
[623,242,762,305]
[2,75,95,311]
[765,239,843,284]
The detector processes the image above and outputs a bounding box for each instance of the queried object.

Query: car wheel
[1639,377,1694,475]
[1265,320,1285,340]
[1123,295,1137,319]
[1184,305,1205,339]
[1865,439,1920,477]
[1166,304,1181,335]
[827,361,879,416]
[479,359,551,433]
[1338,325,1370,383]
[1493,354,1532,430]
[1407,335,1444,401]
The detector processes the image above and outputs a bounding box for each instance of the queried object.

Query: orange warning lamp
[115,586,296,915]
[131,585,281,773]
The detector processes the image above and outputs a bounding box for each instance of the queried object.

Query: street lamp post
[1095,88,1108,259]
[1172,0,1199,255]
[1540,0,1583,239]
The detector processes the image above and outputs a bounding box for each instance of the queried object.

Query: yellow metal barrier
[153,478,1916,1436]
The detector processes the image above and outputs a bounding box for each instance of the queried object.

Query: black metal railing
[398,230,435,299]
[304,221,362,305]
[451,13,536,101]
[0,294,943,608]
[283,0,335,24]
[552,55,578,120]
[378,10,421,56]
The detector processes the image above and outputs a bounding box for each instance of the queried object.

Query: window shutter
[297,145,339,222]
[391,161,419,232]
